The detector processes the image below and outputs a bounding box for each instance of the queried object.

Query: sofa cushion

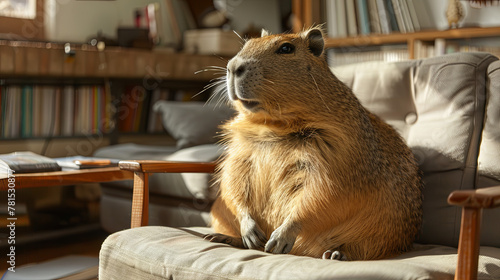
[153,101,235,149]
[93,143,178,160]
[477,60,500,247]
[332,52,499,247]
[99,226,500,280]
[479,60,500,185]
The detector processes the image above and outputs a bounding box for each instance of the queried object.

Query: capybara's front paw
[322,250,348,261]
[264,224,298,254]
[240,215,267,249]
[203,233,244,248]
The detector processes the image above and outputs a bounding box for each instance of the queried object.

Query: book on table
[0,151,61,174]
[0,152,119,176]
[55,156,119,170]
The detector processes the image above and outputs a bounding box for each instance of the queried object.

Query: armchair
[104,160,500,280]
[99,53,500,279]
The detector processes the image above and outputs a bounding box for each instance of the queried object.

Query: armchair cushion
[99,226,500,280]
[477,60,500,247]
[478,60,500,184]
[153,101,235,149]
[332,52,499,247]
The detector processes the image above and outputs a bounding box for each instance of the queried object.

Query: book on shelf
[414,39,500,60]
[345,0,358,36]
[137,0,197,48]
[326,0,425,38]
[117,86,148,133]
[0,84,114,139]
[384,0,399,32]
[0,83,198,139]
[147,88,167,133]
[61,86,75,136]
[367,0,381,34]
[328,45,409,67]
[0,151,61,174]
[356,0,371,35]
[329,39,500,66]
[376,0,391,34]
[326,0,337,37]
[340,1,349,36]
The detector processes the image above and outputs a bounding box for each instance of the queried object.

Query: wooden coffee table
[0,167,133,190]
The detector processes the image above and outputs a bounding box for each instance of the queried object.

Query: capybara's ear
[304,27,324,57]
[261,29,271,37]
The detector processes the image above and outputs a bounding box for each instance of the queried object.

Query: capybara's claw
[322,250,348,261]
[204,233,244,248]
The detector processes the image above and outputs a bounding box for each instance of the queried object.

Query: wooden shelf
[325,26,500,48]
[0,41,227,81]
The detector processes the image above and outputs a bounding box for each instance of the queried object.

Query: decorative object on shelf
[184,28,241,56]
[199,8,229,28]
[116,27,153,49]
[469,0,500,8]
[446,0,464,29]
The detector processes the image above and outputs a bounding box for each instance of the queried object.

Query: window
[0,0,37,19]
[0,0,44,40]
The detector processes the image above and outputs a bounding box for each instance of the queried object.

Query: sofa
[98,52,500,279]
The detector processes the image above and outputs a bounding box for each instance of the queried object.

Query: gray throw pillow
[153,101,235,149]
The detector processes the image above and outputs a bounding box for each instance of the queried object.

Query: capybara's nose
[235,65,246,77]
[228,57,248,78]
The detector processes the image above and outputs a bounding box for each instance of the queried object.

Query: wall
[44,0,158,43]
[214,0,281,34]
[44,0,282,44]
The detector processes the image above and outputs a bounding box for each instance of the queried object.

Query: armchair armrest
[448,185,500,280]
[119,160,217,173]
[448,186,500,209]
[118,160,217,228]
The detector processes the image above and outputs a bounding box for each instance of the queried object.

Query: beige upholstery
[99,53,500,279]
[332,53,499,247]
[479,60,500,185]
[477,60,500,246]
[99,227,500,280]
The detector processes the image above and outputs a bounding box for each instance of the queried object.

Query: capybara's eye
[276,43,295,54]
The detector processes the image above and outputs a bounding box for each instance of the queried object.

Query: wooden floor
[1,228,109,274]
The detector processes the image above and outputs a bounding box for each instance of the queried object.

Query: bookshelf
[325,26,500,59]
[0,40,227,155]
[0,40,227,244]
[292,0,500,59]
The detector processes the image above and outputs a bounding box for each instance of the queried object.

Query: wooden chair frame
[119,160,500,280]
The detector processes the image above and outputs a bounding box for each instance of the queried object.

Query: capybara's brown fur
[207,27,423,261]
